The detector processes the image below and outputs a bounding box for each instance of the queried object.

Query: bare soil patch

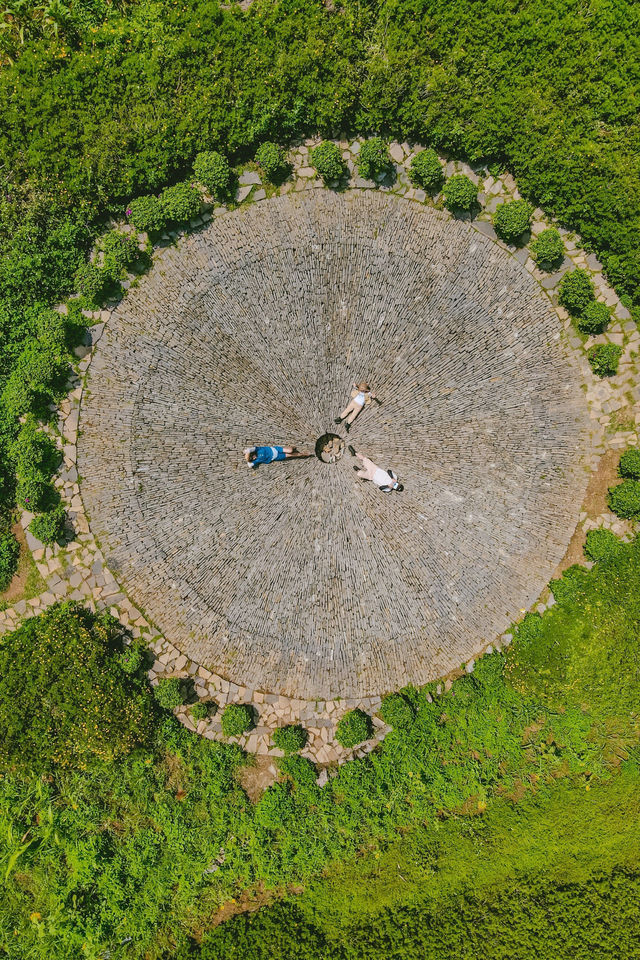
[0,523,44,605]
[236,755,279,802]
[553,449,622,577]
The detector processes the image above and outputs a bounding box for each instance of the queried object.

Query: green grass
[1,540,639,958]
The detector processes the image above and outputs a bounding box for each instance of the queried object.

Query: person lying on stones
[334,381,377,432]
[243,445,311,468]
[348,445,403,492]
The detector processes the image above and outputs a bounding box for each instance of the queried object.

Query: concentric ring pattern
[79,191,590,699]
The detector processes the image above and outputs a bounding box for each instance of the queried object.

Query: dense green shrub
[558,269,595,316]
[1,339,68,420]
[442,175,478,212]
[17,473,57,512]
[272,724,308,753]
[221,702,254,737]
[550,564,591,604]
[607,479,640,518]
[154,676,184,710]
[310,141,345,183]
[357,137,392,180]
[99,230,139,282]
[408,149,443,191]
[577,300,611,335]
[16,472,50,511]
[255,142,288,182]
[588,343,622,378]
[74,260,106,304]
[193,151,232,199]
[28,504,66,544]
[255,781,297,829]
[159,182,201,223]
[493,199,533,243]
[380,692,415,728]
[530,228,565,271]
[583,528,623,563]
[190,701,209,721]
[0,603,153,773]
[10,417,60,481]
[0,531,19,591]
[277,753,317,787]
[128,195,166,234]
[119,641,145,674]
[619,448,640,479]
[335,708,373,748]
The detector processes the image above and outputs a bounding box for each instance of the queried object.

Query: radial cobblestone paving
[77,190,591,700]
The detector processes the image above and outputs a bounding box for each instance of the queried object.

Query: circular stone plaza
[78,190,590,702]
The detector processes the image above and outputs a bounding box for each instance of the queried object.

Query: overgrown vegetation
[2,1,640,956]
[2,534,639,957]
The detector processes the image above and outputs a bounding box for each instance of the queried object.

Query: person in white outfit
[348,446,403,492]
[335,381,377,432]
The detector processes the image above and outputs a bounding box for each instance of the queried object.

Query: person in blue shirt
[243,445,311,468]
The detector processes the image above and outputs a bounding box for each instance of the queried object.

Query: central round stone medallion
[316,433,345,463]
[78,191,590,700]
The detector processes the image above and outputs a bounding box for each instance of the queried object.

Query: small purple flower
[126,207,132,217]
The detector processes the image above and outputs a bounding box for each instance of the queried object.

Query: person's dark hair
[396,483,404,492]
[248,450,257,462]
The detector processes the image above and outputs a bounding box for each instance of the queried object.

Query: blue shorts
[272,446,286,461]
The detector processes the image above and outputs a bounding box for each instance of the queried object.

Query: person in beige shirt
[348,445,403,492]
[335,381,377,432]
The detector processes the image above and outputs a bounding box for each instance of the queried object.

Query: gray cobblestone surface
[77,189,591,701]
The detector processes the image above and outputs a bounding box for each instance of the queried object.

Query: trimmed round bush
[619,448,640,480]
[154,676,184,710]
[583,528,623,563]
[119,642,145,674]
[0,532,19,591]
[255,142,288,182]
[493,199,532,244]
[380,692,415,729]
[408,149,443,191]
[272,724,308,753]
[357,137,392,180]
[608,479,640,519]
[335,708,373,748]
[159,181,201,223]
[189,701,209,722]
[310,141,345,184]
[588,343,621,378]
[442,174,478,212]
[221,702,254,737]
[577,300,611,336]
[530,228,564,271]
[193,150,232,199]
[128,195,166,234]
[29,504,66,544]
[74,260,106,304]
[558,269,595,316]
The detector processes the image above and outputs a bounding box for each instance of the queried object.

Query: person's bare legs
[284,448,311,459]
